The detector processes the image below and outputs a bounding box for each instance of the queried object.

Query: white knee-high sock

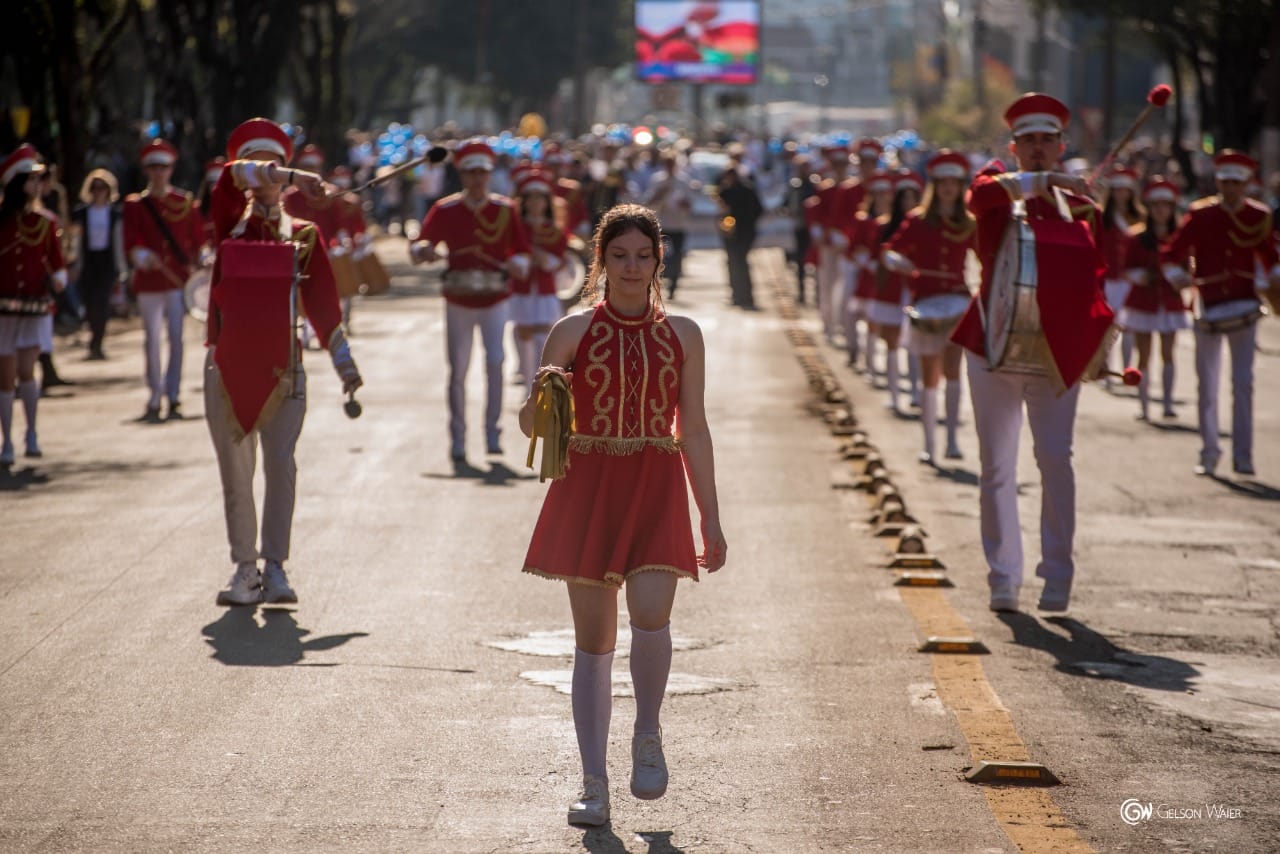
[629,623,672,735]
[1121,331,1134,371]
[572,648,614,781]
[0,390,13,449]
[907,354,921,403]
[920,388,938,460]
[865,335,880,379]
[944,379,962,446]
[885,349,900,409]
[1137,374,1150,420]
[1162,361,1175,414]
[17,380,38,438]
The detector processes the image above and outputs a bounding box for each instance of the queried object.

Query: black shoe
[141,405,163,424]
[84,349,106,361]
[165,400,183,421]
[487,444,503,456]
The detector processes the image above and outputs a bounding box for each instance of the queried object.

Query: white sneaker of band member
[262,562,298,604]
[567,775,610,826]
[216,563,263,606]
[1038,579,1072,612]
[989,583,1020,612]
[630,729,669,800]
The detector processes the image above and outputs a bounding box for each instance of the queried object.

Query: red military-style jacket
[1122,226,1188,315]
[281,186,345,247]
[950,167,1112,389]
[806,176,863,249]
[881,210,976,302]
[0,210,65,314]
[554,178,589,238]
[205,162,343,437]
[122,187,205,293]
[1097,213,1138,282]
[419,192,530,308]
[1161,197,1278,310]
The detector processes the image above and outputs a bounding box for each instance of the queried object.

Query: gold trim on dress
[568,435,681,455]
[600,300,655,326]
[523,563,698,589]
[585,320,615,434]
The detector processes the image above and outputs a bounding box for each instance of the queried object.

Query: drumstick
[452,245,508,272]
[337,146,450,198]
[1088,85,1172,191]
[913,268,961,281]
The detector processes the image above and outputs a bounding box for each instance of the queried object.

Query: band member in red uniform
[806,141,853,343]
[1119,179,1190,421]
[0,145,68,465]
[1162,150,1280,476]
[511,168,567,391]
[123,139,205,422]
[847,170,895,380]
[409,138,530,462]
[950,93,1113,613]
[882,151,977,462]
[545,144,591,243]
[1097,165,1144,385]
[205,118,363,606]
[519,203,726,828]
[283,144,363,331]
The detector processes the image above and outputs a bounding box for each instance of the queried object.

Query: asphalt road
[1,242,1276,853]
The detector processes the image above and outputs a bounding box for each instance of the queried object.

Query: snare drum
[442,268,509,298]
[1194,298,1266,335]
[905,293,970,335]
[329,248,360,298]
[355,249,391,296]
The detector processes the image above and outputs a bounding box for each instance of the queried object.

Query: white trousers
[138,290,185,406]
[1194,321,1256,467]
[966,352,1080,589]
[204,350,306,566]
[816,246,842,338]
[445,300,508,453]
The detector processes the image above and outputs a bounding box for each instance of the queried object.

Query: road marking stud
[964,761,1061,786]
[919,636,989,654]
[894,571,953,587]
[886,553,944,569]
[894,526,928,553]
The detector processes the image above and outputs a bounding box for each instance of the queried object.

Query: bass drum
[556,242,589,309]
[985,205,1051,375]
[183,267,213,323]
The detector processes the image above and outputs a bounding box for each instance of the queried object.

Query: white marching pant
[204,350,307,566]
[138,290,186,406]
[1194,321,1256,467]
[966,352,1080,590]
[445,299,509,453]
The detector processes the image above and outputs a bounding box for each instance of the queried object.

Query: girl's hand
[697,519,727,573]
[533,365,573,386]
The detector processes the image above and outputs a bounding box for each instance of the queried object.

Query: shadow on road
[1212,476,1280,501]
[0,465,51,491]
[421,459,537,486]
[201,607,369,667]
[579,827,685,853]
[932,465,979,487]
[996,613,1199,692]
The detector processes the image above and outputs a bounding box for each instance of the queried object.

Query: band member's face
[935,177,964,206]
[524,191,549,217]
[23,172,42,199]
[1148,199,1175,224]
[145,162,174,185]
[900,188,920,209]
[602,228,659,295]
[1217,177,1246,207]
[872,188,892,211]
[460,167,490,197]
[1009,132,1065,172]
[858,156,878,178]
[1111,187,1133,207]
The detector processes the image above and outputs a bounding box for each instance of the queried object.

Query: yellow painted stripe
[763,253,1096,854]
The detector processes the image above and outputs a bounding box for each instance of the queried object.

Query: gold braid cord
[526,372,574,482]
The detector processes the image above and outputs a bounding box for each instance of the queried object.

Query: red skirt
[523,443,699,588]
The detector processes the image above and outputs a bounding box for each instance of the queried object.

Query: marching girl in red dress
[881,151,977,462]
[511,168,568,392]
[862,171,921,412]
[1119,179,1191,421]
[1097,165,1145,386]
[519,203,726,827]
[0,145,68,465]
[846,170,894,378]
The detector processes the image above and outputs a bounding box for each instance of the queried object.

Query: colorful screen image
[636,1,760,85]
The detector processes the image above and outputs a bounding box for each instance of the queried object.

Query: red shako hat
[1213,150,1257,182]
[1104,165,1139,192]
[226,118,293,163]
[855,138,884,160]
[204,156,226,184]
[927,150,969,180]
[1142,178,1180,204]
[454,138,496,172]
[296,144,324,170]
[866,169,893,193]
[140,139,178,167]
[1,144,46,186]
[1004,92,1070,136]
[516,168,554,197]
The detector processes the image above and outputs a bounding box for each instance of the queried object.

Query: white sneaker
[216,563,263,606]
[989,583,1020,612]
[567,775,609,826]
[630,729,669,800]
[1038,578,1072,612]
[262,561,298,604]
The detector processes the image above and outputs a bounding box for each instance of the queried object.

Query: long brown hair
[582,203,666,309]
[919,179,975,230]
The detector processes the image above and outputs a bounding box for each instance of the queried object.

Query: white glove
[809,224,824,243]
[130,247,158,270]
[1162,263,1192,289]
[507,254,531,280]
[880,249,915,276]
[829,231,849,251]
[1126,268,1149,287]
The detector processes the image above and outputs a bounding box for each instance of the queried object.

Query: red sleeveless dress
[523,301,699,588]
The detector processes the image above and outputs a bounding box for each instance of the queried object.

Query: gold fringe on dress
[567,435,682,455]
[522,563,698,589]
[526,372,574,481]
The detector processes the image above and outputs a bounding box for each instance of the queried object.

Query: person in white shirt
[72,169,127,360]
[641,152,694,298]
